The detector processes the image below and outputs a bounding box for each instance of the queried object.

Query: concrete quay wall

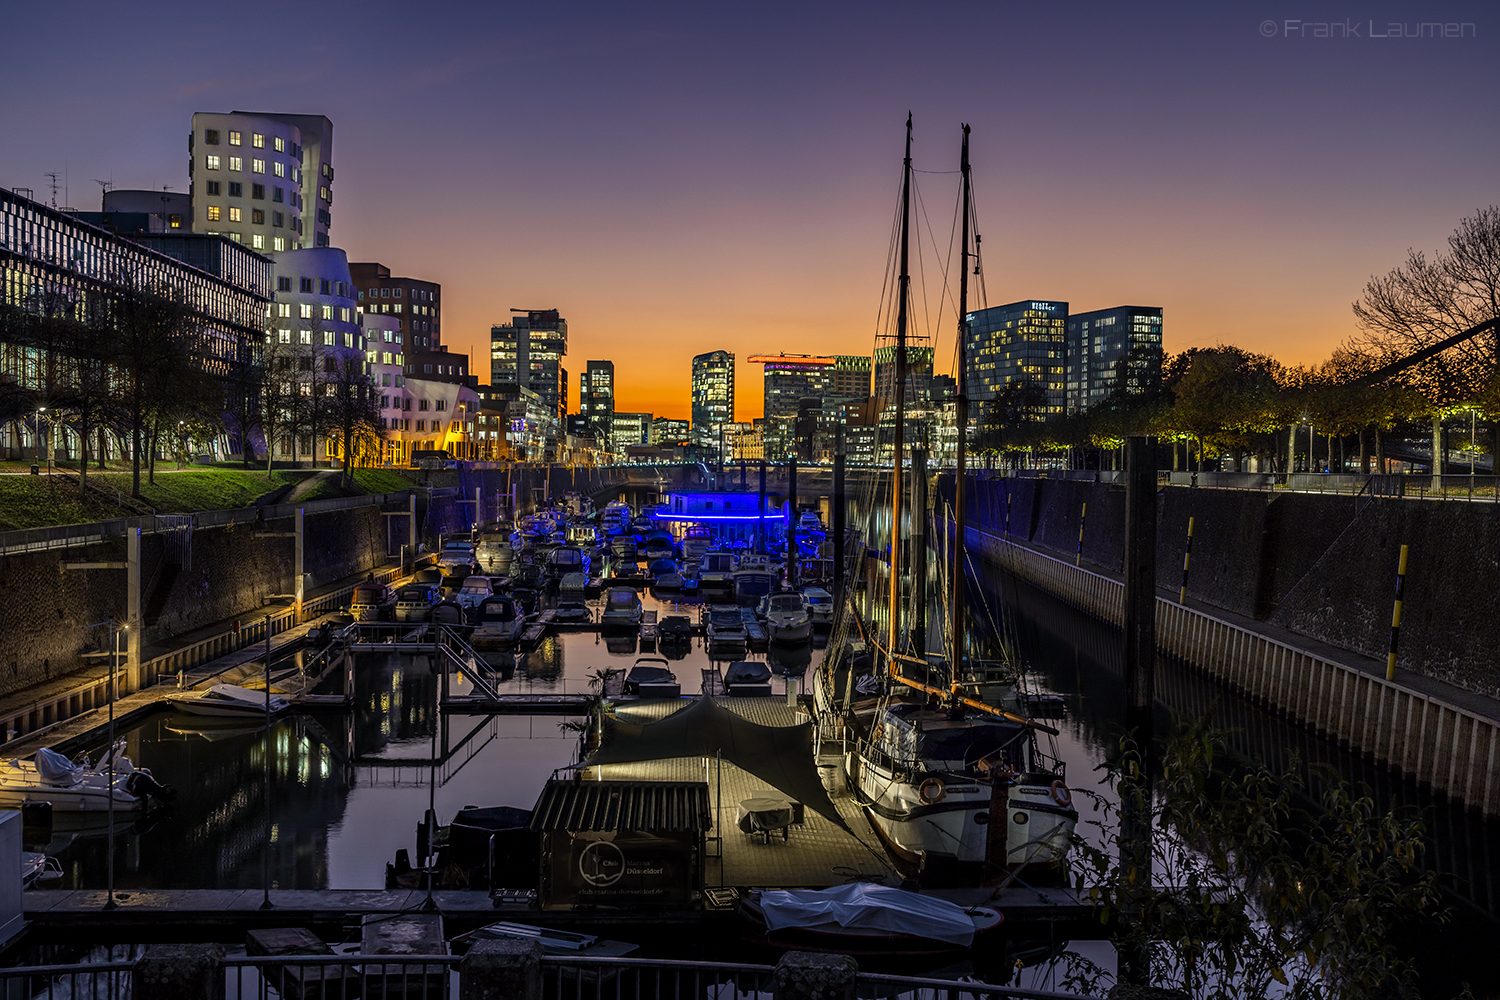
[964,524,1500,818]
[952,476,1500,701]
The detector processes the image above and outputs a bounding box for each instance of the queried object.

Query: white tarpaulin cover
[34,748,80,785]
[757,883,982,947]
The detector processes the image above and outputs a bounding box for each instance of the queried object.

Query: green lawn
[0,465,419,530]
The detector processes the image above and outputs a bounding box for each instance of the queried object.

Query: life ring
[918,777,946,805]
[1049,780,1072,808]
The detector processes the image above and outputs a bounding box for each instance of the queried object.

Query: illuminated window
[205,155,220,170]
[277,303,291,317]
[324,331,336,346]
[273,237,285,251]
[252,234,265,249]
[228,207,242,222]
[344,333,355,349]
[300,304,312,319]
[229,156,242,171]
[252,159,265,174]
[322,305,333,320]
[278,328,291,343]
[340,308,350,322]
[274,136,285,152]
[206,206,221,221]
[252,133,264,148]
[274,161,285,178]
[300,330,312,345]
[167,214,182,229]
[228,131,241,146]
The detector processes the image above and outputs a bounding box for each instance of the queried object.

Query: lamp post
[34,407,45,470]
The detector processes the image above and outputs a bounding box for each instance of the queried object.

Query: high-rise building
[830,355,872,398]
[188,112,333,252]
[873,341,935,406]
[965,300,1068,418]
[491,309,568,418]
[749,354,834,422]
[691,350,734,454]
[1065,306,1164,413]
[611,412,652,452]
[650,416,690,446]
[347,262,468,383]
[579,360,615,436]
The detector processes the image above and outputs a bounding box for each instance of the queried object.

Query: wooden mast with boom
[950,123,971,699]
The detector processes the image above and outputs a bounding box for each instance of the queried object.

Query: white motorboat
[706,605,748,651]
[800,586,835,625]
[553,598,590,624]
[732,565,776,606]
[759,591,811,644]
[0,741,174,812]
[169,683,289,718]
[600,588,643,629]
[698,552,735,594]
[471,596,526,649]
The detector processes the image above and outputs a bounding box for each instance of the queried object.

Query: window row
[271,328,361,349]
[203,180,291,204]
[203,130,291,154]
[202,155,297,181]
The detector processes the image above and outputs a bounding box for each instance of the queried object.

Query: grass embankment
[0,465,420,531]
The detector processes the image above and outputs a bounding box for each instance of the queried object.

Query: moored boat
[738,883,1002,955]
[169,683,289,718]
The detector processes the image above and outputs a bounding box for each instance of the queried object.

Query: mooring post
[833,427,846,599]
[1387,544,1409,681]
[1119,434,1157,987]
[1178,515,1194,604]
[788,455,799,588]
[1075,500,1087,566]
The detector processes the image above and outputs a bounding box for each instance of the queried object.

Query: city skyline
[1,2,1493,420]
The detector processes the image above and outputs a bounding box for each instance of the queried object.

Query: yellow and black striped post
[1178,515,1195,604]
[1004,491,1013,538]
[1076,502,1088,566]
[1386,543,1409,680]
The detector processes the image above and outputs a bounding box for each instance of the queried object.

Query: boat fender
[918,777,946,805]
[1049,780,1072,808]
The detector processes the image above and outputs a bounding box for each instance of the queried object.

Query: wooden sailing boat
[816,119,1077,877]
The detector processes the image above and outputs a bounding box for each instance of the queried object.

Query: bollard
[460,938,541,1000]
[136,943,225,1000]
[1004,491,1013,537]
[1178,515,1194,604]
[773,951,857,1000]
[1076,502,1087,566]
[1386,544,1409,681]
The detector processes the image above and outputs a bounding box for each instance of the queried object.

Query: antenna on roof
[44,172,59,208]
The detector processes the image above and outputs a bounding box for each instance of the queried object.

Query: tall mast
[888,114,912,669]
[950,124,971,689]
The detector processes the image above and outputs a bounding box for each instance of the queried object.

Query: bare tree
[322,350,383,488]
[1353,207,1500,482]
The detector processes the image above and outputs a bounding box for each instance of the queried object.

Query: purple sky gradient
[2,2,1494,418]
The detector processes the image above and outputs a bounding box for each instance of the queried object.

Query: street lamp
[34,407,45,471]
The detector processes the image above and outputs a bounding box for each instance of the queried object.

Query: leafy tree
[1061,717,1445,999]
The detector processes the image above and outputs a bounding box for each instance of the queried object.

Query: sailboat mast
[950,124,970,689]
[888,114,912,669]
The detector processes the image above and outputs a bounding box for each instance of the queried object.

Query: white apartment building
[189,112,334,252]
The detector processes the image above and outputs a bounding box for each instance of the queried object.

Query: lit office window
[300,330,312,345]
[300,304,313,319]
[206,155,220,170]
[252,159,265,174]
[278,329,291,343]
[228,131,241,146]
[277,303,291,317]
[324,331,336,346]
[206,206,221,221]
[228,207,242,222]
[252,133,265,148]
[344,333,355,348]
[274,137,285,152]
[252,234,264,249]
[229,157,242,171]
[274,162,285,178]
[322,305,333,320]
[273,237,285,251]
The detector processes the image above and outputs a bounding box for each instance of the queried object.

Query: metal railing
[0,953,1099,1000]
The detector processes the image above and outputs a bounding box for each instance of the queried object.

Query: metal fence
[0,952,1098,1000]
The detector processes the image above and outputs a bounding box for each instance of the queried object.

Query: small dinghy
[739,883,1002,955]
[169,683,289,718]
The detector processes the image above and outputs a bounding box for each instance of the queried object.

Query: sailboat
[815,119,1077,876]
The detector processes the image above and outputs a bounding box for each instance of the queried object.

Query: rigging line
[967,170,989,310]
[912,168,960,174]
[910,173,953,350]
[873,170,906,348]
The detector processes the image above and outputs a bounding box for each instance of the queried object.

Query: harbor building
[965,299,1068,418]
[188,111,334,251]
[651,416,690,446]
[580,360,615,437]
[611,411,652,452]
[491,309,568,418]
[691,349,734,457]
[1064,305,1164,413]
[0,187,270,460]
